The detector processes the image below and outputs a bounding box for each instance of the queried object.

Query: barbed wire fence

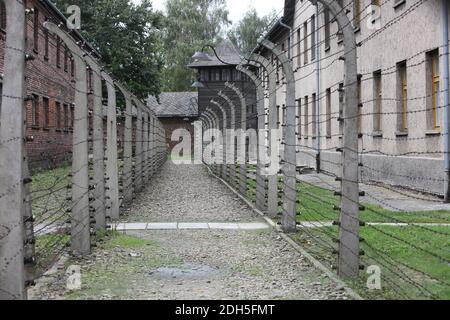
[201,0,450,299]
[0,0,167,300]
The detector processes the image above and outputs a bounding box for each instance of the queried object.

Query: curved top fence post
[311,0,360,279]
[101,71,120,221]
[44,21,91,257]
[0,0,27,300]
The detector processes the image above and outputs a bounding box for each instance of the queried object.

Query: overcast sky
[132,0,284,26]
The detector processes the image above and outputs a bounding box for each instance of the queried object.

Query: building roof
[39,0,100,58]
[187,40,243,68]
[147,92,199,118]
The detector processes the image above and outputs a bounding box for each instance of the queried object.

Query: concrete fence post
[218,91,236,185]
[204,110,220,172]
[224,82,246,189]
[261,40,297,233]
[226,76,247,196]
[84,56,106,230]
[44,22,91,255]
[148,115,155,176]
[248,53,279,217]
[101,72,120,221]
[312,0,361,278]
[135,107,143,191]
[116,85,133,204]
[209,101,227,178]
[143,111,149,183]
[0,0,27,300]
[235,66,266,211]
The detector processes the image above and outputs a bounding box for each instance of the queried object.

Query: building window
[337,0,344,43]
[55,102,61,130]
[303,21,308,65]
[324,9,330,51]
[312,93,317,138]
[297,28,301,67]
[43,97,49,129]
[71,56,75,77]
[311,14,316,60]
[0,2,6,31]
[297,98,302,139]
[56,36,61,68]
[353,0,361,30]
[63,103,69,130]
[373,70,382,132]
[304,95,309,138]
[427,49,440,130]
[33,7,39,52]
[64,46,68,72]
[223,68,231,81]
[32,95,39,127]
[70,105,74,129]
[44,28,49,60]
[276,59,280,83]
[326,88,332,137]
[339,83,344,136]
[397,61,408,132]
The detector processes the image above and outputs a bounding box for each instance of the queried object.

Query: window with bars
[303,21,308,65]
[32,94,39,127]
[33,7,39,52]
[337,0,344,43]
[311,14,316,60]
[427,49,440,130]
[312,93,317,138]
[55,102,61,130]
[70,105,74,130]
[324,9,330,51]
[56,36,61,68]
[304,95,309,138]
[63,103,69,130]
[64,46,68,72]
[353,0,361,30]
[43,97,49,129]
[44,28,49,61]
[373,70,382,132]
[397,61,408,132]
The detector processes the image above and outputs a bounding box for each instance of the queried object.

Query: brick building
[147,92,198,156]
[0,0,99,171]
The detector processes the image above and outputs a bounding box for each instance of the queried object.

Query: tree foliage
[162,0,230,92]
[228,8,277,55]
[54,0,164,99]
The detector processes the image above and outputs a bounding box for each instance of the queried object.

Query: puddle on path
[151,263,219,279]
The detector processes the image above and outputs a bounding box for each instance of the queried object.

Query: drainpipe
[315,4,321,173]
[280,21,293,60]
[443,0,450,202]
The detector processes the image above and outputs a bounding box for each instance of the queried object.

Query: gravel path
[122,163,259,223]
[30,162,352,300]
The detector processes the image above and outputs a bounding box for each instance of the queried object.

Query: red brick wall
[0,0,97,171]
[160,117,196,157]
